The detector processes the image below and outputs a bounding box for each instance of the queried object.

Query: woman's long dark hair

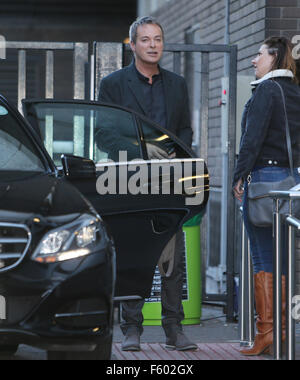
[264,36,298,83]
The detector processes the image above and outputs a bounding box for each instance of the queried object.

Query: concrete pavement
[0,305,298,360]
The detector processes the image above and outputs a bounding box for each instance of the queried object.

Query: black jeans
[120,230,185,336]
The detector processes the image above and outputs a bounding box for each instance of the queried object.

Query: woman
[233,36,300,356]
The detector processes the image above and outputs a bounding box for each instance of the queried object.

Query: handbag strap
[272,80,294,176]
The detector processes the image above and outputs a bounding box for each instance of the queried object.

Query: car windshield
[0,103,45,179]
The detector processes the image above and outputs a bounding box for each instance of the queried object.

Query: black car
[0,95,209,360]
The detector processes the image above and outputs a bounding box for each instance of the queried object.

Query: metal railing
[269,183,300,360]
[239,184,300,360]
[5,41,89,113]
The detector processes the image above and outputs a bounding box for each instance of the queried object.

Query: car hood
[0,173,91,223]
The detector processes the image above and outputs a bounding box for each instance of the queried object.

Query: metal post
[90,54,95,101]
[44,50,54,158]
[73,43,89,159]
[248,238,255,344]
[200,52,209,300]
[73,42,89,100]
[18,50,26,114]
[89,54,95,160]
[240,214,255,346]
[45,50,54,99]
[286,218,296,360]
[226,45,238,322]
[285,213,300,361]
[240,217,247,345]
[239,207,255,347]
[273,198,283,360]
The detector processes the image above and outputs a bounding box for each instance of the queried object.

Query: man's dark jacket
[98,62,193,147]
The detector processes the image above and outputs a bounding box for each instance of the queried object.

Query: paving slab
[1,305,299,360]
[112,343,271,361]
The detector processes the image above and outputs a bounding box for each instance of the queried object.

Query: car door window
[138,118,191,160]
[24,102,142,166]
[94,106,141,163]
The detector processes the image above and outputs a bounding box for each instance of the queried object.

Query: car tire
[47,338,112,361]
[0,344,19,357]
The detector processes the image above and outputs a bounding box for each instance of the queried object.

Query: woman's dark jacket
[233,76,300,186]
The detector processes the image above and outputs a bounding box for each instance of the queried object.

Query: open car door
[22,100,209,299]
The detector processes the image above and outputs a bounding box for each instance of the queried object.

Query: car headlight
[32,214,102,263]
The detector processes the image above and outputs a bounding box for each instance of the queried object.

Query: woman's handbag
[247,176,297,227]
[247,81,299,227]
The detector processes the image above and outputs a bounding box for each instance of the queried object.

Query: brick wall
[266,0,300,39]
[231,0,266,76]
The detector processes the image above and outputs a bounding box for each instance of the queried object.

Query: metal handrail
[269,187,300,360]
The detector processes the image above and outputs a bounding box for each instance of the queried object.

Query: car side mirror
[61,154,96,179]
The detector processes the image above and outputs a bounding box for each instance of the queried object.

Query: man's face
[131,24,164,66]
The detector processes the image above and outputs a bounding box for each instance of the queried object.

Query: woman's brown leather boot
[240,271,274,356]
[240,272,287,356]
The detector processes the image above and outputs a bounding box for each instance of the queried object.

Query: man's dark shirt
[134,65,167,130]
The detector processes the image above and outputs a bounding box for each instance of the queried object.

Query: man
[98,16,197,352]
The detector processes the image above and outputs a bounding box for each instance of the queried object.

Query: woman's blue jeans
[242,166,300,275]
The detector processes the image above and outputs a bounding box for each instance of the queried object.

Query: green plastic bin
[142,214,202,326]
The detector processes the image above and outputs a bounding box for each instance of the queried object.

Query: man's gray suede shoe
[121,328,141,351]
[165,327,198,351]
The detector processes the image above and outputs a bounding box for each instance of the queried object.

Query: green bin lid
[183,213,202,227]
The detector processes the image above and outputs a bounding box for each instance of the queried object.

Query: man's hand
[146,143,172,159]
[233,178,244,203]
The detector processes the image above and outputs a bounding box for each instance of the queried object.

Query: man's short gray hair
[129,16,164,44]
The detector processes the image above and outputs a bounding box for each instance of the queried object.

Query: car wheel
[0,344,19,356]
[47,339,112,361]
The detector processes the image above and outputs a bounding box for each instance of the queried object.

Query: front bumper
[0,245,115,352]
